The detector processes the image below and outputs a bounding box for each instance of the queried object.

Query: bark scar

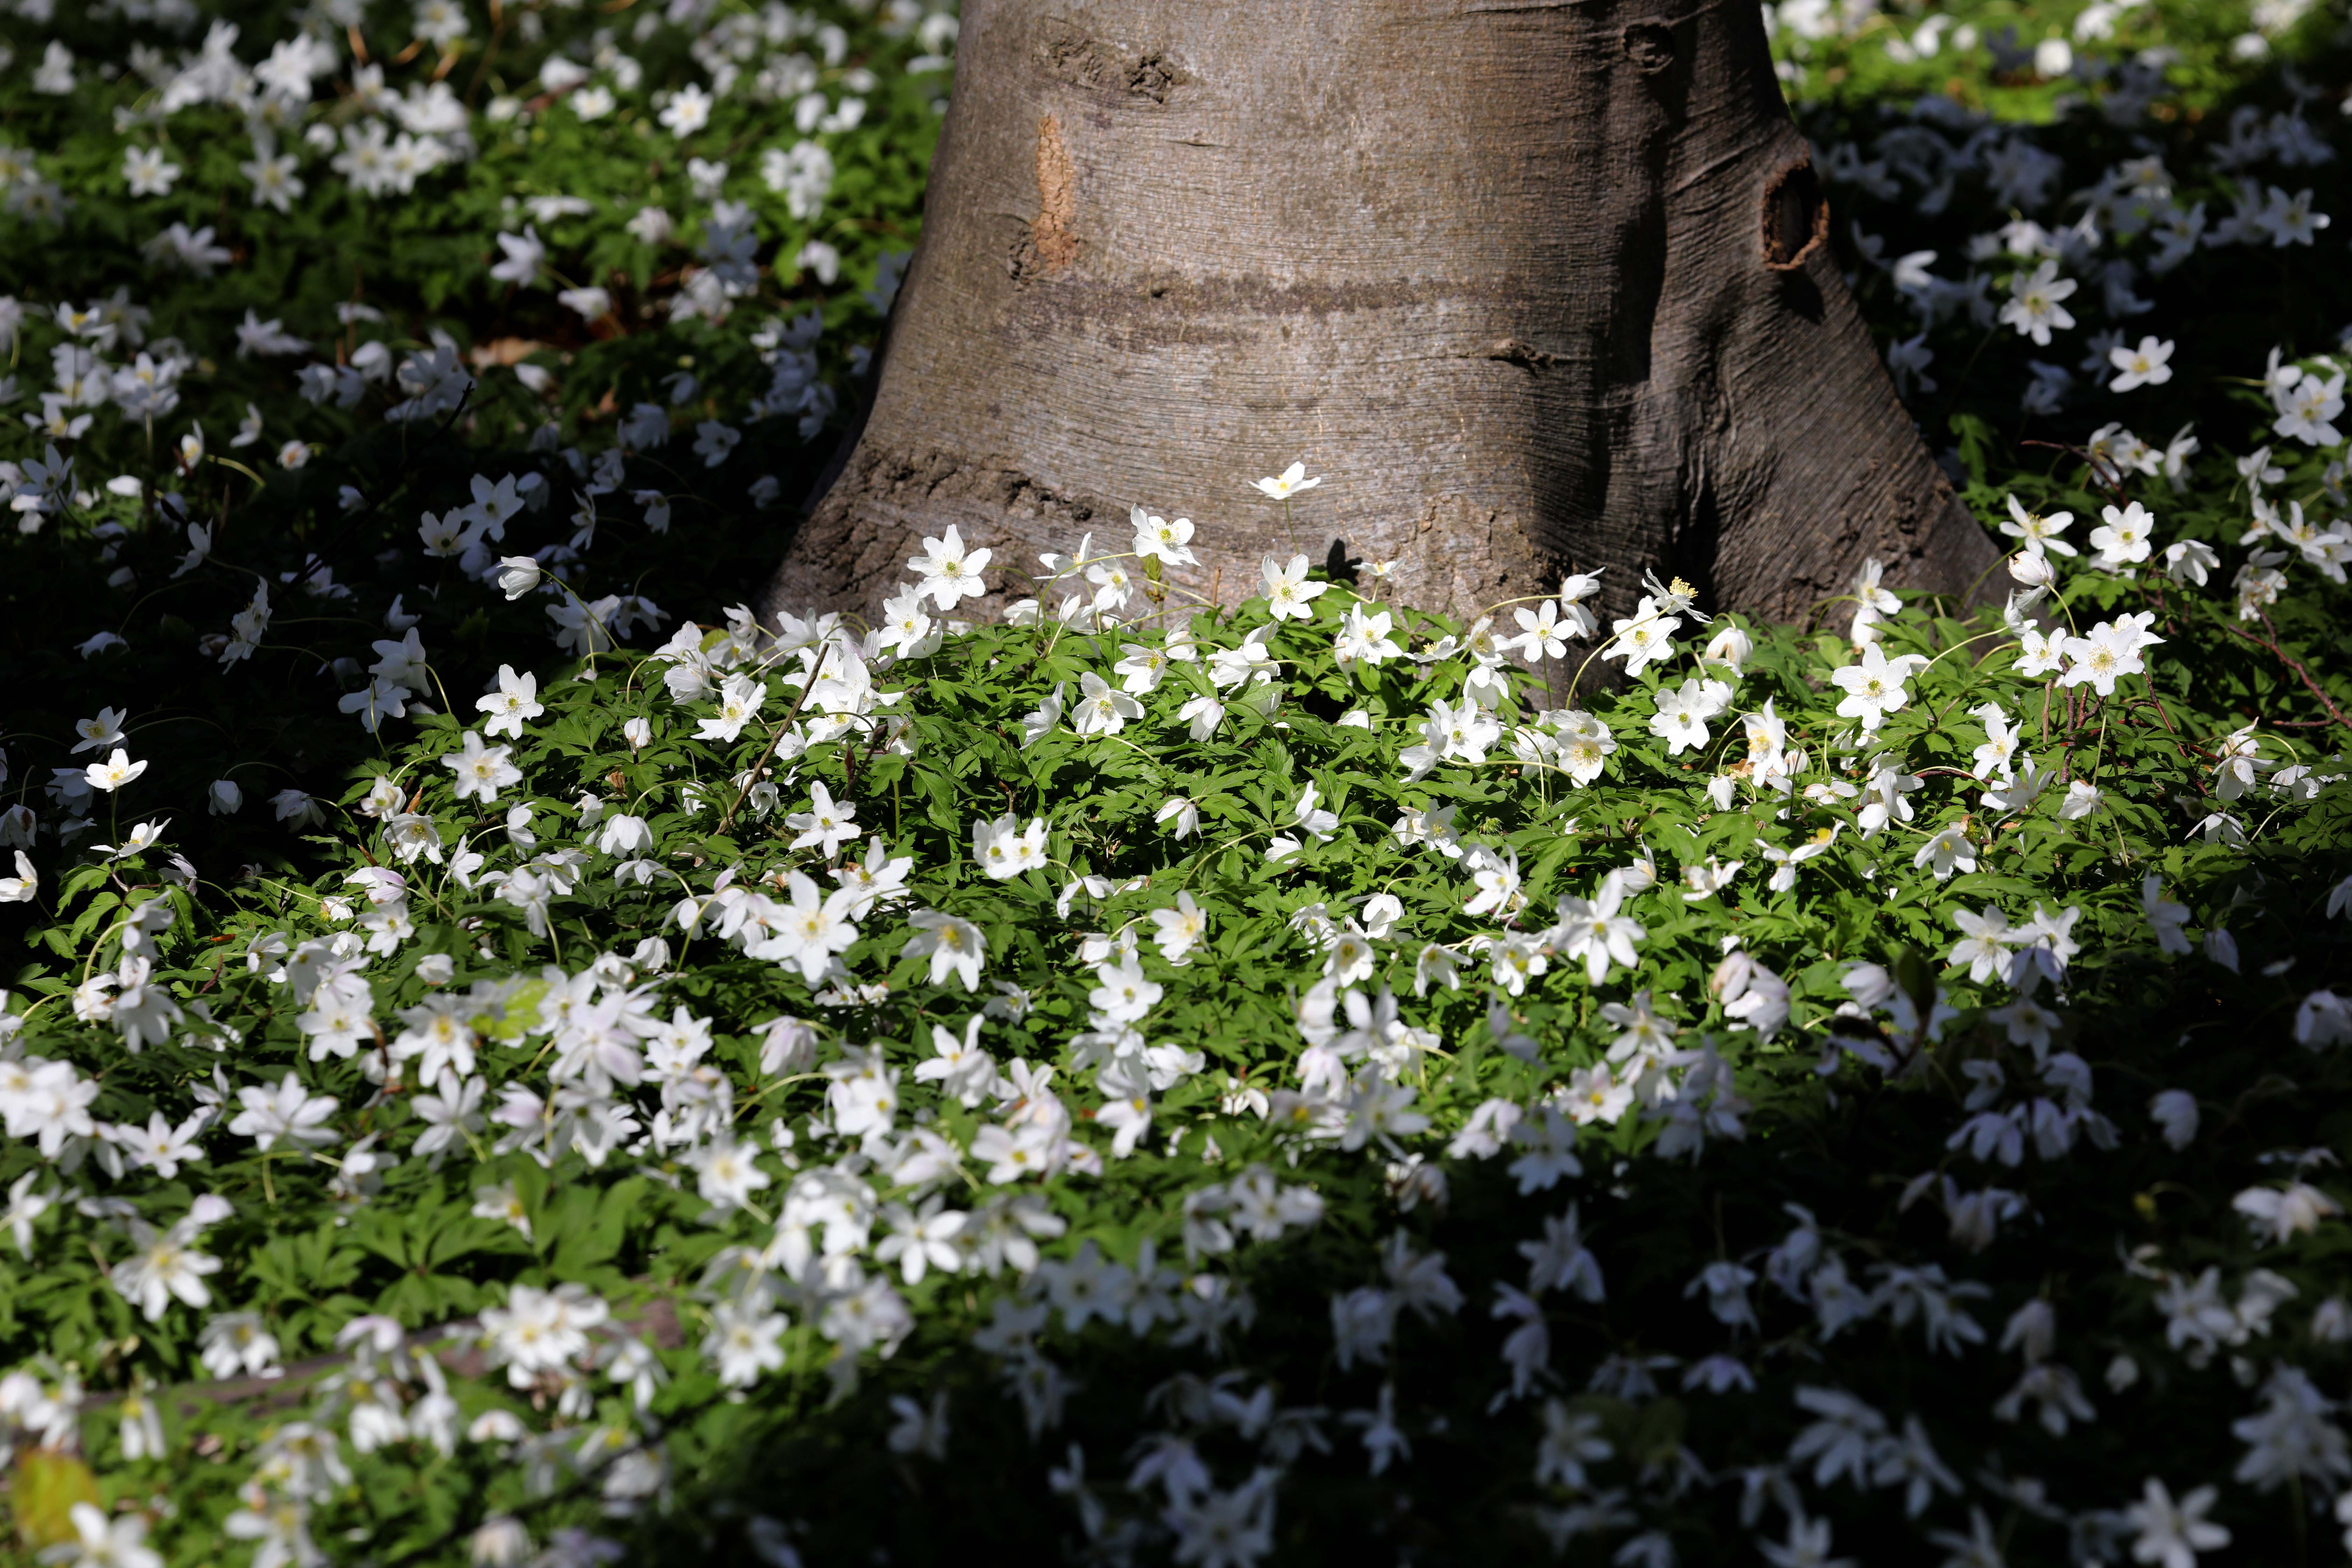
[1031,113,1079,273]
[1761,157,1828,271]
[1480,338,1564,370]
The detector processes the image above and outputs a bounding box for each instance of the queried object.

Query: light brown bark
[763,0,1999,631]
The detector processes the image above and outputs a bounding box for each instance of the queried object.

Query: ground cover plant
[1,1,2351,1565]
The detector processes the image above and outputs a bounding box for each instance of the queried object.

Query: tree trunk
[762,0,1998,635]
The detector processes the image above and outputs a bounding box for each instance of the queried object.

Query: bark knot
[1126,52,1179,102]
[1620,21,1676,74]
[1037,23,1186,103]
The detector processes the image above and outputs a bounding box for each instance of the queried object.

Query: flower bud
[469,1517,532,1567]
[1703,622,1754,673]
[494,555,542,600]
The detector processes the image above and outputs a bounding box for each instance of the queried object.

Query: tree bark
[762,0,1998,633]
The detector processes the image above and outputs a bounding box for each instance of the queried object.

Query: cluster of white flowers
[1825,71,2333,419]
[12,381,2352,1558]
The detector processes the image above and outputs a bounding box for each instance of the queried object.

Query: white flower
[1259,553,1330,621]
[2107,336,2175,392]
[912,1017,997,1108]
[1852,557,1902,621]
[124,146,182,198]
[441,731,522,805]
[2058,780,2102,819]
[2296,989,2352,1049]
[556,286,611,322]
[1681,856,1744,902]
[704,1299,786,1387]
[1178,691,1226,741]
[1336,603,1405,668]
[199,1312,282,1379]
[1534,1399,1613,1489]
[659,84,715,137]
[908,525,992,609]
[1130,504,1198,566]
[1292,782,1340,841]
[751,873,861,983]
[1601,596,1682,677]
[112,1221,222,1324]
[785,782,860,859]
[84,747,149,793]
[1148,892,1211,965]
[1648,677,1732,756]
[0,851,39,903]
[2149,1089,2199,1150]
[272,789,327,828]
[2121,1478,2229,1568]
[1912,824,1977,881]
[692,420,741,468]
[905,910,986,990]
[1419,696,1500,766]
[595,813,653,856]
[2059,619,2156,695]
[1760,827,1838,894]
[1251,461,1322,500]
[1703,620,1753,672]
[1111,641,1170,694]
[2000,495,2078,556]
[489,226,547,288]
[1998,259,2077,345]
[1829,643,1927,732]
[1508,600,1572,664]
[1550,884,1647,986]
[1554,711,1616,785]
[1070,672,1143,737]
[2231,1366,2348,1492]
[383,808,442,870]
[1946,905,2016,981]
[877,1209,968,1291]
[2232,1181,2341,1244]
[1155,797,1200,839]
[71,705,128,754]
[475,664,544,740]
[696,674,767,743]
[2163,539,2219,586]
[2088,502,2156,570]
[42,1504,166,1568]
[690,1135,770,1214]
[240,152,306,213]
[1018,683,1065,748]
[226,1073,341,1152]
[2014,626,2066,678]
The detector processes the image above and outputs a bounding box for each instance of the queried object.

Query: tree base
[764,0,1998,633]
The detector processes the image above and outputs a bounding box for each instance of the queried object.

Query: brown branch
[2226,612,2352,732]
[2020,439,2132,510]
[87,1299,686,1419]
[716,661,821,836]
